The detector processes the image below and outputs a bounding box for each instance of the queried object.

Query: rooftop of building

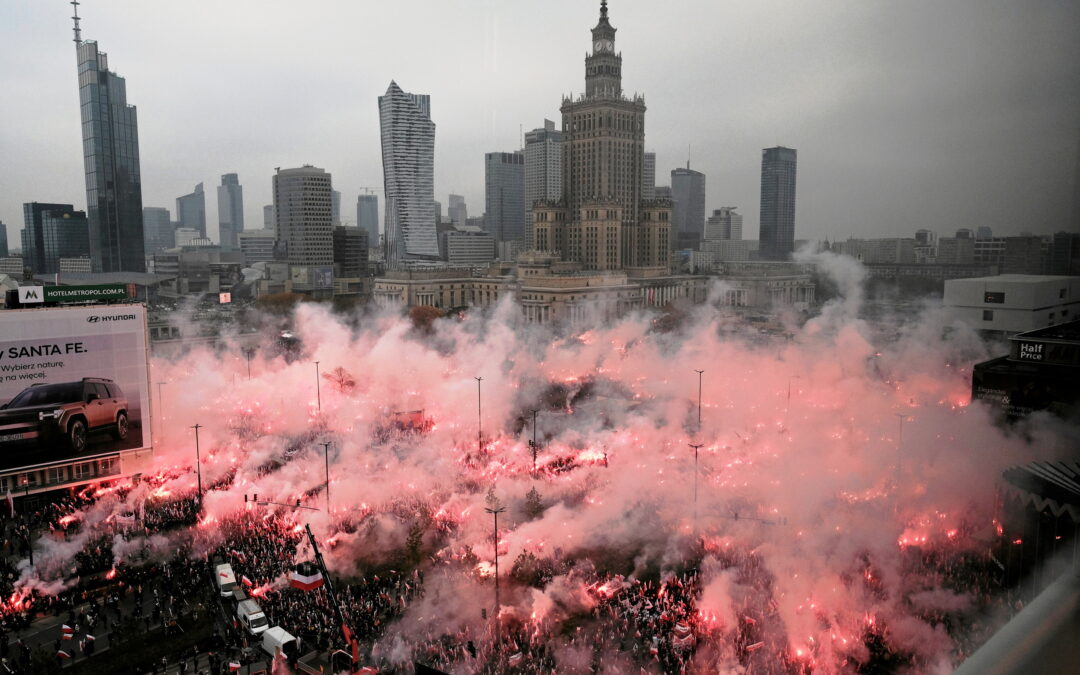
[32,272,176,286]
[1012,319,1080,343]
[951,274,1079,284]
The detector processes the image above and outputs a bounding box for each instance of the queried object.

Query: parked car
[0,378,129,452]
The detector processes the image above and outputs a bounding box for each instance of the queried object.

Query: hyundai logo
[87,316,100,323]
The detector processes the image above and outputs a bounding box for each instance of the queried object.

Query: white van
[214,563,237,598]
[261,626,300,661]
[237,598,269,635]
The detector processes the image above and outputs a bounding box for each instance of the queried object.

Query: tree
[254,292,305,315]
[324,366,356,393]
[523,486,545,520]
[409,305,445,334]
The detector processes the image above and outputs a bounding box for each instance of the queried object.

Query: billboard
[0,305,151,471]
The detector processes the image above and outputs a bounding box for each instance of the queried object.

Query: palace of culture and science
[374,2,815,321]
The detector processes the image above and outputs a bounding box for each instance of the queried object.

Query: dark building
[21,203,90,274]
[1050,232,1080,276]
[217,174,244,251]
[142,207,174,254]
[357,193,379,248]
[759,146,797,261]
[671,165,705,250]
[0,221,7,258]
[972,319,1080,421]
[1001,236,1045,275]
[333,225,368,278]
[176,183,206,238]
[76,29,145,272]
[484,151,526,245]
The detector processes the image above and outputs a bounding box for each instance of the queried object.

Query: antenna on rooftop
[71,0,83,45]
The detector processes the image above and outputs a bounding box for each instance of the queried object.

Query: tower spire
[71,0,82,45]
[600,0,608,18]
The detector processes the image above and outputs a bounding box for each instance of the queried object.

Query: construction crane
[304,524,360,671]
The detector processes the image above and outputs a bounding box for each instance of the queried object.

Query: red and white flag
[61,624,74,635]
[241,575,254,588]
[57,650,71,659]
[289,561,324,591]
[85,634,95,642]
[228,661,241,671]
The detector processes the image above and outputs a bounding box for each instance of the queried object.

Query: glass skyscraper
[484,151,526,246]
[77,39,145,272]
[379,81,439,266]
[217,174,244,251]
[758,146,798,261]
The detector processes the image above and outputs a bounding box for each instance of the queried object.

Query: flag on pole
[289,561,324,591]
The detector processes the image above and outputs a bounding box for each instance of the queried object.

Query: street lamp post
[320,441,331,513]
[530,409,539,473]
[315,361,322,412]
[894,413,905,481]
[688,443,703,536]
[191,424,203,502]
[694,370,704,432]
[485,505,506,639]
[787,375,801,404]
[244,348,254,379]
[475,377,483,455]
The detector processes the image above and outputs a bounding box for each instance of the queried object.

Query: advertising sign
[44,284,131,304]
[312,267,334,290]
[0,305,151,471]
[17,287,45,304]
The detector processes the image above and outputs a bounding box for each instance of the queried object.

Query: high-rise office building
[331,190,342,225]
[671,166,706,249]
[642,152,656,200]
[22,203,90,274]
[356,193,379,248]
[0,222,7,258]
[524,120,563,249]
[217,174,244,251]
[263,204,275,228]
[239,229,276,266]
[485,151,526,246]
[272,166,334,266]
[379,81,438,266]
[142,207,174,254]
[758,146,797,260]
[531,1,671,271]
[75,14,145,273]
[448,194,468,228]
[333,225,368,278]
[176,183,206,238]
[704,207,742,241]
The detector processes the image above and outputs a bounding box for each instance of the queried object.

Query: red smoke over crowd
[10,254,1077,672]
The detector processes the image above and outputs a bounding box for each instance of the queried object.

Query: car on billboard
[0,378,129,453]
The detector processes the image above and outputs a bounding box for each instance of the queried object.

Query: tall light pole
[787,375,800,404]
[315,361,322,412]
[694,370,704,431]
[320,441,332,513]
[530,409,539,473]
[485,504,506,638]
[894,413,905,481]
[191,424,203,502]
[689,443,703,537]
[475,377,483,455]
[244,348,254,379]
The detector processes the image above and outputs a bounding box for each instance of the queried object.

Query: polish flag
[228,661,241,671]
[241,575,254,588]
[57,650,71,659]
[61,625,74,635]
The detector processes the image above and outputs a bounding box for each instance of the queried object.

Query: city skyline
[1,0,1078,250]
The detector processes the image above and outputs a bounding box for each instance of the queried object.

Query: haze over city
[2,0,1078,244]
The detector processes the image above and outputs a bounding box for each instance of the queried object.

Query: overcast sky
[2,0,1078,247]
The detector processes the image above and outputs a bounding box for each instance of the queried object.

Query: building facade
[0,222,6,258]
[142,207,173,254]
[524,120,563,248]
[447,194,468,228]
[76,38,145,272]
[216,174,244,251]
[333,225,368,278]
[21,204,90,274]
[238,229,276,266]
[945,274,1080,334]
[531,1,671,272]
[704,207,743,241]
[379,81,439,265]
[272,166,334,267]
[176,183,206,238]
[485,151,526,248]
[357,193,379,248]
[758,146,797,260]
[642,151,656,200]
[671,166,706,249]
[263,204,275,228]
